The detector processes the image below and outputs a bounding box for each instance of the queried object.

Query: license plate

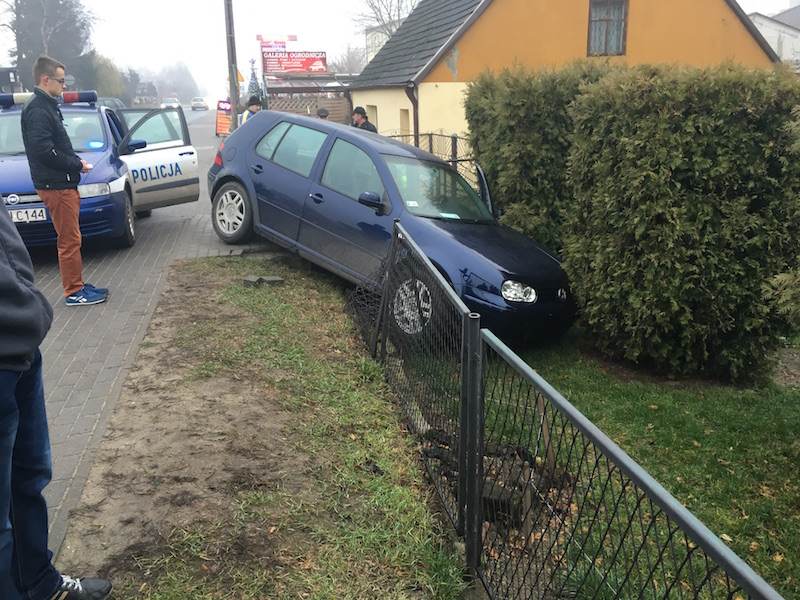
[9,208,47,223]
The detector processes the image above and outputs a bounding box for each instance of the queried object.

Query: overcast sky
[0,0,795,98]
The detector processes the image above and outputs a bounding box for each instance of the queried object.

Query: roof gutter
[411,0,495,84]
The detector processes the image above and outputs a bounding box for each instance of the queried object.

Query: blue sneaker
[84,283,109,295]
[65,285,108,306]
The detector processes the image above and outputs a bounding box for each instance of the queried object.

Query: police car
[0,90,199,247]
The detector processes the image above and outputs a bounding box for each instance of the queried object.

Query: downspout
[405,83,420,148]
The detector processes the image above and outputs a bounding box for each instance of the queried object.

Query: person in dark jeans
[0,205,112,599]
[352,106,378,133]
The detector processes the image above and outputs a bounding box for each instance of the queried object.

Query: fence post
[370,221,400,359]
[463,313,483,574]
[450,134,458,168]
[428,132,434,154]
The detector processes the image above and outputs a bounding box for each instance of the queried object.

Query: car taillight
[213,141,224,167]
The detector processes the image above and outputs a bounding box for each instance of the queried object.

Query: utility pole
[224,0,239,133]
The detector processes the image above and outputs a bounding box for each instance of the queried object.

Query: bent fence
[349,222,784,600]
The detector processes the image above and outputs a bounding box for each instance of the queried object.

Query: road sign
[65,74,76,87]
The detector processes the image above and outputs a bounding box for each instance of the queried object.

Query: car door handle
[309,192,324,203]
[178,151,195,157]
[251,164,264,175]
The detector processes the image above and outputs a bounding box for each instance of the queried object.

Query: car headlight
[77,183,111,198]
[501,280,537,303]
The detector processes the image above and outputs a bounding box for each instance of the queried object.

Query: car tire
[212,181,254,244]
[135,209,152,219]
[385,261,443,346]
[114,192,136,248]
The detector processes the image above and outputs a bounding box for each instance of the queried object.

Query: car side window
[129,110,183,148]
[321,139,385,201]
[255,121,290,160]
[271,124,327,178]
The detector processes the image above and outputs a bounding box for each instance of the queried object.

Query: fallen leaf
[268,526,278,535]
[720,534,733,543]
[349,434,357,441]
[749,542,760,552]
[692,440,702,448]
[649,404,659,410]
[773,553,784,563]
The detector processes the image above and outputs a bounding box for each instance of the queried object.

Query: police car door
[118,107,199,210]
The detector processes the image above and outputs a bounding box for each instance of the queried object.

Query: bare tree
[355,0,418,39]
[329,46,367,75]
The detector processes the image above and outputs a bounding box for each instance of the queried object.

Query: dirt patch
[56,259,315,592]
[776,347,800,388]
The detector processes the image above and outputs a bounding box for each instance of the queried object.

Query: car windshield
[0,112,106,155]
[192,97,204,102]
[164,98,179,103]
[384,155,494,223]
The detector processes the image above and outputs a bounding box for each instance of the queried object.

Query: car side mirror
[358,191,384,214]
[121,138,147,155]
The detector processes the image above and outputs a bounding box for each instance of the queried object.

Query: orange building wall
[424,0,774,84]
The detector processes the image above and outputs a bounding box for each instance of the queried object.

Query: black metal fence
[350,222,785,600]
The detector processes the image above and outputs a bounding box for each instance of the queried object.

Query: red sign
[262,50,328,74]
[215,100,232,136]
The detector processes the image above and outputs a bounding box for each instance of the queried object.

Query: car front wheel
[212,182,253,244]
[114,192,136,248]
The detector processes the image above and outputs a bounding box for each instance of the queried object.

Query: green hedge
[464,62,612,253]
[563,65,800,381]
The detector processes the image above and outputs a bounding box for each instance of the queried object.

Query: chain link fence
[348,222,785,600]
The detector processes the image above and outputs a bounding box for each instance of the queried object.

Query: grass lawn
[105,255,467,599]
[521,333,800,598]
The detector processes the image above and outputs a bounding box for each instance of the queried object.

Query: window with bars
[588,0,628,56]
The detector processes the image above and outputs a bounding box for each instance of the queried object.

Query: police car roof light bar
[0,90,98,108]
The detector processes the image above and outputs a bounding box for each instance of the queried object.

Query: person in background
[21,55,108,307]
[241,95,262,124]
[1,204,112,599]
[352,106,377,133]
[316,107,329,120]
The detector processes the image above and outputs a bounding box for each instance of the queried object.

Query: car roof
[261,111,448,164]
[0,103,103,115]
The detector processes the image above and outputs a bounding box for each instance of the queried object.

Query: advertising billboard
[262,50,328,74]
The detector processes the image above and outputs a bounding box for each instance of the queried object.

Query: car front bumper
[11,191,128,247]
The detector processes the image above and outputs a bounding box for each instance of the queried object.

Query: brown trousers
[38,188,83,296]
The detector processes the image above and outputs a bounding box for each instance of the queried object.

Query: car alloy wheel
[215,189,246,235]
[392,278,433,335]
[212,182,254,244]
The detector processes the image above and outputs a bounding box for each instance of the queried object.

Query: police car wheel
[212,182,253,244]
[114,193,136,248]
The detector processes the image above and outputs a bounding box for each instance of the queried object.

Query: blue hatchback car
[208,111,575,337]
[0,91,200,247]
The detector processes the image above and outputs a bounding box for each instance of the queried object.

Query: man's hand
[81,159,93,173]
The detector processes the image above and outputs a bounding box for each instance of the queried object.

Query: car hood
[0,151,111,194]
[400,216,567,287]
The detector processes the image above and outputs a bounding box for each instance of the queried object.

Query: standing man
[352,106,377,133]
[21,56,108,307]
[316,107,329,120]
[1,206,112,599]
[240,95,262,124]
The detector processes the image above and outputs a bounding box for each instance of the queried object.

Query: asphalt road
[33,107,267,555]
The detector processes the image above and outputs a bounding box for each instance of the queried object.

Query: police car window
[322,139,384,201]
[130,110,183,147]
[255,121,290,160]
[62,114,106,151]
[271,124,327,178]
[0,114,25,155]
[120,110,149,130]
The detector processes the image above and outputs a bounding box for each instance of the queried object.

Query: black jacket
[355,120,378,134]
[21,88,83,190]
[0,205,52,372]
